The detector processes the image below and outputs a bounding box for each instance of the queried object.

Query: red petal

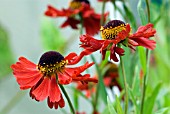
[49,75,61,102]
[64,52,77,60]
[16,72,42,90]
[131,37,156,50]
[65,62,94,77]
[47,97,54,109]
[115,47,125,56]
[129,23,156,38]
[19,57,36,68]
[60,18,80,29]
[32,77,50,101]
[58,72,72,85]
[45,5,65,17]
[58,95,65,108]
[110,44,119,62]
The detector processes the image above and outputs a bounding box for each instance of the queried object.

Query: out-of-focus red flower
[76,80,96,98]
[75,20,156,62]
[45,0,109,35]
[103,62,122,91]
[11,51,97,109]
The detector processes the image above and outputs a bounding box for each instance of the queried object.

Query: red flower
[45,0,108,35]
[76,80,96,98]
[103,62,122,91]
[76,20,156,62]
[11,51,97,109]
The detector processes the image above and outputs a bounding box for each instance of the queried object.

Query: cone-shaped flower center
[38,51,67,76]
[69,0,90,10]
[100,20,126,40]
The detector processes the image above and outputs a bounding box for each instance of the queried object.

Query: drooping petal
[45,5,65,17]
[61,18,80,29]
[83,11,108,35]
[65,62,94,78]
[110,44,119,62]
[130,37,156,50]
[115,47,125,56]
[47,95,65,109]
[129,23,156,38]
[18,57,36,68]
[58,95,65,108]
[16,72,42,90]
[72,74,98,83]
[58,72,72,85]
[32,77,50,101]
[49,75,61,102]
[11,57,42,90]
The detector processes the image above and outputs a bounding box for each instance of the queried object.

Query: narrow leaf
[155,107,170,114]
[138,46,146,74]
[107,97,117,114]
[144,82,162,114]
[116,95,124,114]
[137,0,147,25]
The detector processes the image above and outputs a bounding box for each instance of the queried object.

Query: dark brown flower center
[69,0,90,10]
[100,20,126,40]
[38,51,67,76]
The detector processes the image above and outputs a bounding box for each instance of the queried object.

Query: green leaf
[119,47,138,87]
[123,3,137,30]
[137,0,147,25]
[155,107,170,114]
[116,95,124,114]
[138,46,146,74]
[107,97,117,114]
[91,55,107,104]
[128,86,140,114]
[73,89,79,110]
[0,24,14,80]
[40,17,66,53]
[144,82,162,114]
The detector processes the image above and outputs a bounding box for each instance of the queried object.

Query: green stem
[79,13,83,35]
[0,90,26,114]
[140,49,150,114]
[91,54,107,113]
[100,0,106,25]
[140,0,150,114]
[120,56,128,114]
[59,84,75,114]
[145,0,150,22]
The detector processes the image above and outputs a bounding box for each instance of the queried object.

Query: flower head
[45,0,108,35]
[11,51,97,109]
[77,20,156,62]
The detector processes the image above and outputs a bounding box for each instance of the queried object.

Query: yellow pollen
[69,1,82,10]
[100,24,126,40]
[38,60,68,76]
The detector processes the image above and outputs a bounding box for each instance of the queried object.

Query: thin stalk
[91,54,107,113]
[100,0,106,25]
[0,91,26,114]
[120,56,128,114]
[59,84,75,114]
[79,13,83,35]
[145,0,150,22]
[140,0,150,114]
[91,55,101,112]
[140,49,150,114]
